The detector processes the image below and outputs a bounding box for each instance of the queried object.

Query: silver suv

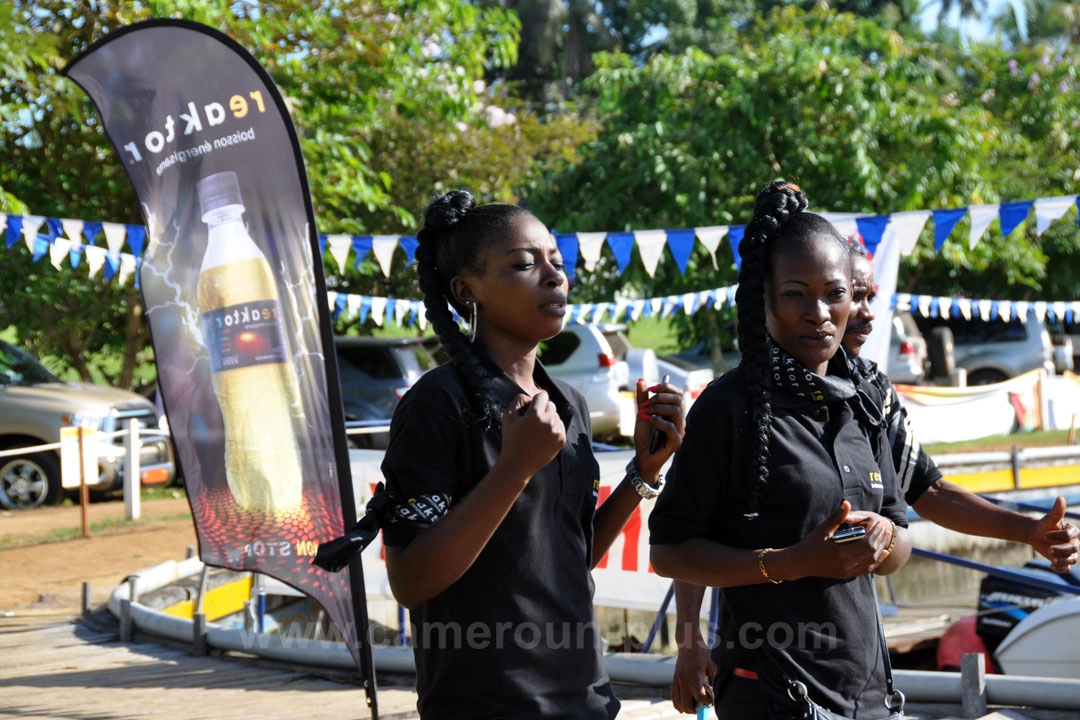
[912,308,1059,385]
[0,341,175,510]
[539,324,631,439]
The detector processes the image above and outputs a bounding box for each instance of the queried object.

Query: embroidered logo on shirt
[869,471,883,488]
[592,477,600,497]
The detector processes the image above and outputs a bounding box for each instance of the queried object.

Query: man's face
[843,254,876,357]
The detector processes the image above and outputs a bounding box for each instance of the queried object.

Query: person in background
[650,181,911,719]
[666,238,1080,715]
[381,190,686,719]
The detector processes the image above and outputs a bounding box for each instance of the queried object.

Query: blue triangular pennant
[334,294,347,318]
[606,232,634,275]
[351,236,373,269]
[318,234,327,257]
[45,217,63,241]
[126,225,146,258]
[33,236,50,262]
[999,200,1033,238]
[358,296,372,324]
[399,236,419,267]
[855,215,890,257]
[103,253,120,281]
[932,208,967,252]
[6,215,22,249]
[665,228,696,276]
[727,225,746,269]
[82,221,102,245]
[554,233,579,281]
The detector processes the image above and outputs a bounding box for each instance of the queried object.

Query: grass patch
[925,429,1076,455]
[0,512,191,549]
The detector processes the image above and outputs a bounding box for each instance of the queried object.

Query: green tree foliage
[0,0,589,382]
[523,7,1080,349]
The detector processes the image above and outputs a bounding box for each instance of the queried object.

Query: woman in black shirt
[381,190,685,719]
[650,181,911,719]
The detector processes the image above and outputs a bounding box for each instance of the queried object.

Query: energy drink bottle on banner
[197,171,304,514]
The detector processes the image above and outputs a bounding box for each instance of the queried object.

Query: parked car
[594,324,660,390]
[1043,318,1077,375]
[539,324,631,439]
[912,308,1058,385]
[886,310,928,384]
[333,336,442,449]
[656,355,715,407]
[0,340,175,510]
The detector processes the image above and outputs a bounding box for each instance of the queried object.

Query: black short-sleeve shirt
[650,357,908,718]
[381,356,619,720]
[851,355,942,505]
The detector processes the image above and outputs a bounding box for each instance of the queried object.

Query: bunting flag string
[3,194,1080,283]
[319,285,1080,331]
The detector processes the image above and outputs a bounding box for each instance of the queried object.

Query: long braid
[734,181,808,515]
[414,190,529,430]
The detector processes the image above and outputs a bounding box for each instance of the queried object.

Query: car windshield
[0,342,61,386]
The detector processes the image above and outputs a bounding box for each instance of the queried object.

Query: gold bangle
[885,521,898,554]
[757,548,782,584]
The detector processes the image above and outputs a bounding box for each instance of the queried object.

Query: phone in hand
[648,374,670,454]
[832,524,867,544]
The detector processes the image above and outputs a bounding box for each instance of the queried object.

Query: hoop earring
[468,302,478,343]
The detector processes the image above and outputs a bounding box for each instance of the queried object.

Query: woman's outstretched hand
[500,390,566,482]
[633,378,686,479]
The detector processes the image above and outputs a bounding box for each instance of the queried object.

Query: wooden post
[78,426,89,539]
[81,581,93,616]
[193,612,208,656]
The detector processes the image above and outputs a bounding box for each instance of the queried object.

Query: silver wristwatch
[626,458,663,500]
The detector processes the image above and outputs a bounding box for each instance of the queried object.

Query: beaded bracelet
[885,521,898,554]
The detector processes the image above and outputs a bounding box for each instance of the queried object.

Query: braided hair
[414,190,532,429]
[734,181,847,515]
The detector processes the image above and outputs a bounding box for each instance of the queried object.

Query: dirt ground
[0,497,198,614]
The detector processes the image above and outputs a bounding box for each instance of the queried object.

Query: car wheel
[927,326,956,380]
[0,450,63,510]
[967,369,1009,386]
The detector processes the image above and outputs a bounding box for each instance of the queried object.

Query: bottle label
[202,299,289,372]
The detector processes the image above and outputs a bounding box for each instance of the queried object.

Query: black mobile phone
[832,525,867,544]
[648,374,670,454]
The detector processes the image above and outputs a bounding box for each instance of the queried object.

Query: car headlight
[64,412,107,431]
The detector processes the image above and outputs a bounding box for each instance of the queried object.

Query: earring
[468,302,478,343]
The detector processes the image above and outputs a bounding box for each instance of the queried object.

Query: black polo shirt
[851,355,942,505]
[650,357,908,719]
[381,355,619,720]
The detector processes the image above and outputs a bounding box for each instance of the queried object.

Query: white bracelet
[626,458,663,500]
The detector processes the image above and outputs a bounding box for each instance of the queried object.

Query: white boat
[995,595,1080,678]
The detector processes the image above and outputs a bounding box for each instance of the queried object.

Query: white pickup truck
[0,340,175,510]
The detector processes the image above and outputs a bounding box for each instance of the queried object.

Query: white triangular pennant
[894,293,912,313]
[394,297,410,326]
[372,235,400,277]
[1034,195,1077,236]
[102,221,127,256]
[346,294,364,320]
[576,232,607,272]
[957,298,972,320]
[635,230,668,277]
[820,212,863,241]
[370,296,387,327]
[681,292,697,316]
[630,299,646,321]
[0,213,6,235]
[888,211,931,255]
[61,219,85,254]
[938,297,952,319]
[977,299,993,320]
[997,300,1013,322]
[695,226,728,269]
[49,237,71,269]
[1034,302,1047,323]
[118,254,137,286]
[967,204,999,250]
[84,245,107,279]
[916,295,932,318]
[416,302,428,331]
[1053,301,1067,322]
[327,234,352,272]
[22,215,45,254]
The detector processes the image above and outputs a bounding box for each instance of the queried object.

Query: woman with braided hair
[380,189,685,719]
[649,181,911,719]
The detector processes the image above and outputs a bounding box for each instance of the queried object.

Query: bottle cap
[197,171,244,216]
